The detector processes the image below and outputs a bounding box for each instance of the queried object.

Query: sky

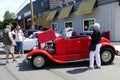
[0,0,32,21]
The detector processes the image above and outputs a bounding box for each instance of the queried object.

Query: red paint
[27,30,116,64]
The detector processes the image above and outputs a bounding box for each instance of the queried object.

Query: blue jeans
[16,42,24,52]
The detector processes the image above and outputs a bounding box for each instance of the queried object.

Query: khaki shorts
[5,45,14,53]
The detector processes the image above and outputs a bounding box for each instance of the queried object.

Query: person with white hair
[2,23,17,64]
[88,23,102,70]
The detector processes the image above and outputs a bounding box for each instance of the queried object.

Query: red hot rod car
[25,29,117,69]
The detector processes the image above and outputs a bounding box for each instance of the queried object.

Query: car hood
[37,29,56,43]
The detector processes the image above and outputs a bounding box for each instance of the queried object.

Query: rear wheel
[31,54,47,69]
[100,47,115,65]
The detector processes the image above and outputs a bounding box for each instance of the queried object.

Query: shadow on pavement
[66,67,88,74]
[17,60,89,74]
[17,60,34,71]
[46,61,89,69]
[17,59,115,73]
[17,60,89,71]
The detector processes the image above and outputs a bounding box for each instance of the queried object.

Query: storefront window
[51,23,58,31]
[83,18,95,32]
[65,21,73,28]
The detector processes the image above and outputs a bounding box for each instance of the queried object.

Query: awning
[47,10,57,21]
[36,11,51,29]
[76,0,96,15]
[58,5,73,19]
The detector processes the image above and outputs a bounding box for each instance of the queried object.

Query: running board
[66,58,89,63]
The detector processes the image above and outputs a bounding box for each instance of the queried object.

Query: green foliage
[0,21,3,29]
[2,19,18,30]
[4,11,16,20]
[1,10,18,30]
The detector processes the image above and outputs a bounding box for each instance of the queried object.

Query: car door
[79,37,90,53]
[65,38,81,54]
[65,36,90,54]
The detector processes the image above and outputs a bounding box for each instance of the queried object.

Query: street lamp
[30,0,34,30]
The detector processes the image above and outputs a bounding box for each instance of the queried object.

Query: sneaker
[6,61,9,64]
[13,59,17,62]
[88,67,94,70]
[95,66,101,69]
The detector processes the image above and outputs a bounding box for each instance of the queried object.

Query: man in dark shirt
[3,23,17,64]
[88,23,102,70]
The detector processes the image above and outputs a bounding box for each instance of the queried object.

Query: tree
[11,12,16,19]
[2,10,17,29]
[3,11,16,20]
[0,21,3,29]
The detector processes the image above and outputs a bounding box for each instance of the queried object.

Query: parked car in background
[23,31,42,51]
[25,29,117,69]
[24,29,40,38]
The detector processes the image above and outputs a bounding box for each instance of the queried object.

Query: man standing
[3,23,17,64]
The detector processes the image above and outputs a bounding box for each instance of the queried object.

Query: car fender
[27,49,66,64]
[101,42,116,54]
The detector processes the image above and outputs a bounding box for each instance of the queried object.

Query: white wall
[93,2,116,41]
[115,2,120,41]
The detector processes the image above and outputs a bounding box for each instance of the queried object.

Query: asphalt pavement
[0,42,120,80]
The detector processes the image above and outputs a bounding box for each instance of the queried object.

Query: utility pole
[30,0,34,30]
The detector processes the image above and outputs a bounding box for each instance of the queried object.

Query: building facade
[17,0,76,30]
[17,0,120,41]
[47,0,120,41]
[49,0,75,9]
[17,0,50,29]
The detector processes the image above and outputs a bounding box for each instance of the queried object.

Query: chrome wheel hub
[33,56,45,67]
[101,51,111,62]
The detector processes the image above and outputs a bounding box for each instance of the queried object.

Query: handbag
[88,44,96,51]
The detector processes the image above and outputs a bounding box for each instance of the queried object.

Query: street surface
[0,42,120,80]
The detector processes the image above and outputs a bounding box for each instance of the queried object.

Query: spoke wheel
[101,51,112,62]
[100,47,115,65]
[31,54,47,69]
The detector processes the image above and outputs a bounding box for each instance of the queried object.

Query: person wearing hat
[2,23,17,64]
[15,25,24,57]
[88,23,102,70]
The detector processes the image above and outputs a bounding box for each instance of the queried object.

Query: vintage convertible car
[25,29,117,69]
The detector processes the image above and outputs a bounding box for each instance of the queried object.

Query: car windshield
[24,30,39,38]
[28,31,43,39]
[24,31,33,38]
[29,33,36,39]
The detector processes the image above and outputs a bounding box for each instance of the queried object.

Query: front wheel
[100,47,115,65]
[31,54,47,69]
